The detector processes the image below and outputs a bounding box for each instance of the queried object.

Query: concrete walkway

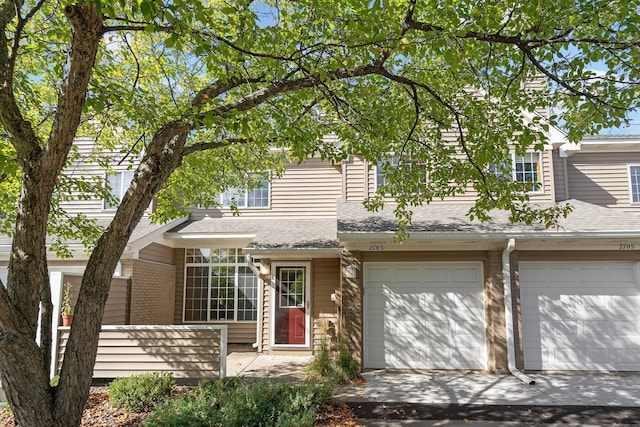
[336,371,640,407]
[226,351,313,380]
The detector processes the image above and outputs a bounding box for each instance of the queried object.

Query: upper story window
[183,248,259,323]
[629,165,640,204]
[375,155,427,191]
[104,171,134,210]
[491,153,543,193]
[514,153,542,192]
[220,175,270,208]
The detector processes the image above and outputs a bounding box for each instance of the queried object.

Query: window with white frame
[490,153,543,192]
[514,153,542,192]
[104,171,135,209]
[220,175,270,208]
[183,248,258,322]
[375,155,427,190]
[629,165,640,203]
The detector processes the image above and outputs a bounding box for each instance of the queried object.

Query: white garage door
[520,261,640,371]
[364,262,487,370]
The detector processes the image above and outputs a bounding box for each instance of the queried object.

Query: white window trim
[182,249,258,324]
[511,152,544,194]
[219,174,271,209]
[269,261,311,350]
[374,155,428,192]
[628,165,640,205]
[103,171,135,210]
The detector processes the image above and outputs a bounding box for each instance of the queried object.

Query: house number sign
[368,244,384,251]
[618,243,635,250]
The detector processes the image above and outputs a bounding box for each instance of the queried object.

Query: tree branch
[190,64,384,124]
[181,137,248,157]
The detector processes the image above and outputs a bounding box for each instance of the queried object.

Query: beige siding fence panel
[56,325,227,379]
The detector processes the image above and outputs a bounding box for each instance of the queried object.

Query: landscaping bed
[0,381,359,426]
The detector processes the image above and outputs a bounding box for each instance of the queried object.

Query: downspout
[503,239,535,385]
[247,259,262,349]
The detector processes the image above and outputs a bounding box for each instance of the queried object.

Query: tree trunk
[52,125,189,426]
[0,4,103,426]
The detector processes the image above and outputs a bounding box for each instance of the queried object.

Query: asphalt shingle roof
[167,217,341,249]
[337,199,640,236]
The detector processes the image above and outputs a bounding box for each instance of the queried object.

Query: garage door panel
[611,296,640,312]
[454,321,485,338]
[364,262,487,370]
[520,261,640,371]
[581,321,612,338]
[452,267,481,282]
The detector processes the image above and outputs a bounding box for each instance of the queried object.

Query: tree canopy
[0,0,638,425]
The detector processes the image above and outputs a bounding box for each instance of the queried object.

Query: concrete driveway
[337,371,640,426]
[337,371,640,407]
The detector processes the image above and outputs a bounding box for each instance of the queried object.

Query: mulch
[0,387,361,426]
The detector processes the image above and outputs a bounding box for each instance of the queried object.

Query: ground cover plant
[0,375,353,426]
[143,377,333,427]
[108,372,176,412]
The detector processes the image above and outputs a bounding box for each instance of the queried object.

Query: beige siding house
[3,131,640,377]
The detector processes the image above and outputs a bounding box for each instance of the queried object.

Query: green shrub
[108,372,175,412]
[143,378,332,427]
[307,337,360,384]
[333,337,360,384]
[307,339,332,378]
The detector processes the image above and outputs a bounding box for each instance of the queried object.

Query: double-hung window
[629,165,640,204]
[491,153,543,193]
[104,171,135,210]
[375,155,427,191]
[514,153,542,192]
[183,248,258,322]
[220,175,270,208]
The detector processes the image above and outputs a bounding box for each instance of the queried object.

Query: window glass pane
[104,171,134,209]
[221,188,246,207]
[247,179,270,207]
[183,248,259,323]
[278,267,305,308]
[212,248,236,263]
[237,266,258,321]
[631,166,640,203]
[376,155,426,191]
[375,155,398,189]
[186,248,210,264]
[210,266,235,321]
[184,266,208,321]
[514,153,541,191]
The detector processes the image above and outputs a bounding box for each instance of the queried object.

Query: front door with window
[273,265,308,346]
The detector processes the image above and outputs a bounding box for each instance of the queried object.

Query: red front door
[274,266,306,345]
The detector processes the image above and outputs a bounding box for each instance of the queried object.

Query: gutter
[503,239,535,385]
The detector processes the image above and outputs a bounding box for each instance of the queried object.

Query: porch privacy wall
[56,325,226,379]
